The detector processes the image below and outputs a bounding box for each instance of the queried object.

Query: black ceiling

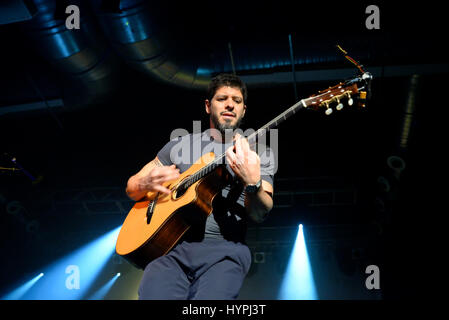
[0,1,447,107]
[0,0,446,215]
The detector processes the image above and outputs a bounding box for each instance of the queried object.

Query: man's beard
[211,113,244,141]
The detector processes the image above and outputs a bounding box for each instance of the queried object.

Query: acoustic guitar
[116,72,373,269]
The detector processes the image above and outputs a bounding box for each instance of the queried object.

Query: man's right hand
[138,164,180,195]
[126,158,181,201]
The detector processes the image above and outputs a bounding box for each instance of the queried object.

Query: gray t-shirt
[157,131,275,243]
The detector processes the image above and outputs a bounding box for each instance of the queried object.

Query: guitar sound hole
[173,182,188,199]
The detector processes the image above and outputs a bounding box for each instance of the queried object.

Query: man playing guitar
[125,74,275,299]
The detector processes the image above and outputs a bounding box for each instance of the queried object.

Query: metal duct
[90,1,364,91]
[20,0,119,109]
[5,0,441,113]
[0,0,38,25]
[92,0,211,90]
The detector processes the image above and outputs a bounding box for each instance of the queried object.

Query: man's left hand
[225,135,261,186]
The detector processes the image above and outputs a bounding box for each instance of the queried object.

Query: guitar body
[116,152,231,269]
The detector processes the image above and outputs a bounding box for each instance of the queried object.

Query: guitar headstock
[303,72,372,115]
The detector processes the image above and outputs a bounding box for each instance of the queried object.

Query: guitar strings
[181,98,309,189]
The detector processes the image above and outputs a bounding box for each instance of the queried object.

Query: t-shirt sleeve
[258,144,276,189]
[156,138,181,166]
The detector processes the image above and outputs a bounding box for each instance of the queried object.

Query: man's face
[205,86,246,135]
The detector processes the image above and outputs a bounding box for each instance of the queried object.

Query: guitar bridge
[146,200,155,224]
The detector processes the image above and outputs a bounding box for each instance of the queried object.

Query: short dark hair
[207,73,247,104]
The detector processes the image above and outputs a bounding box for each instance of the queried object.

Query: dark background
[0,0,446,299]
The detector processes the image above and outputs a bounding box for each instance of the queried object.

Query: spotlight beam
[87,273,121,300]
[13,226,121,300]
[278,224,318,300]
[1,273,44,300]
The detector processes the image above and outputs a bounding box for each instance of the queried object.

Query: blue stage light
[12,225,121,300]
[87,273,121,300]
[1,272,44,300]
[278,224,318,300]
[196,67,212,75]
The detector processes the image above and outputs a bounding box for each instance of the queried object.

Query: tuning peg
[336,98,344,111]
[347,93,353,106]
[322,102,333,115]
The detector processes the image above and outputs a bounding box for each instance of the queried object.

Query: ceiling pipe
[89,0,369,91]
[91,0,211,90]
[6,0,442,116]
[20,0,120,109]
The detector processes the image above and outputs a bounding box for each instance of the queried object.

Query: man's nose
[225,98,235,109]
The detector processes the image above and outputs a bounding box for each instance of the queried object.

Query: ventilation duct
[91,0,211,90]
[89,0,374,90]
[3,0,444,115]
[19,0,119,109]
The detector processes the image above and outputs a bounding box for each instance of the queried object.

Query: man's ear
[242,104,247,117]
[205,99,211,114]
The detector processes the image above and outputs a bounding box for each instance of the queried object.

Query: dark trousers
[138,238,252,300]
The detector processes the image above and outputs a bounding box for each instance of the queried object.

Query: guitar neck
[246,98,307,145]
[183,72,371,186]
[185,98,309,186]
